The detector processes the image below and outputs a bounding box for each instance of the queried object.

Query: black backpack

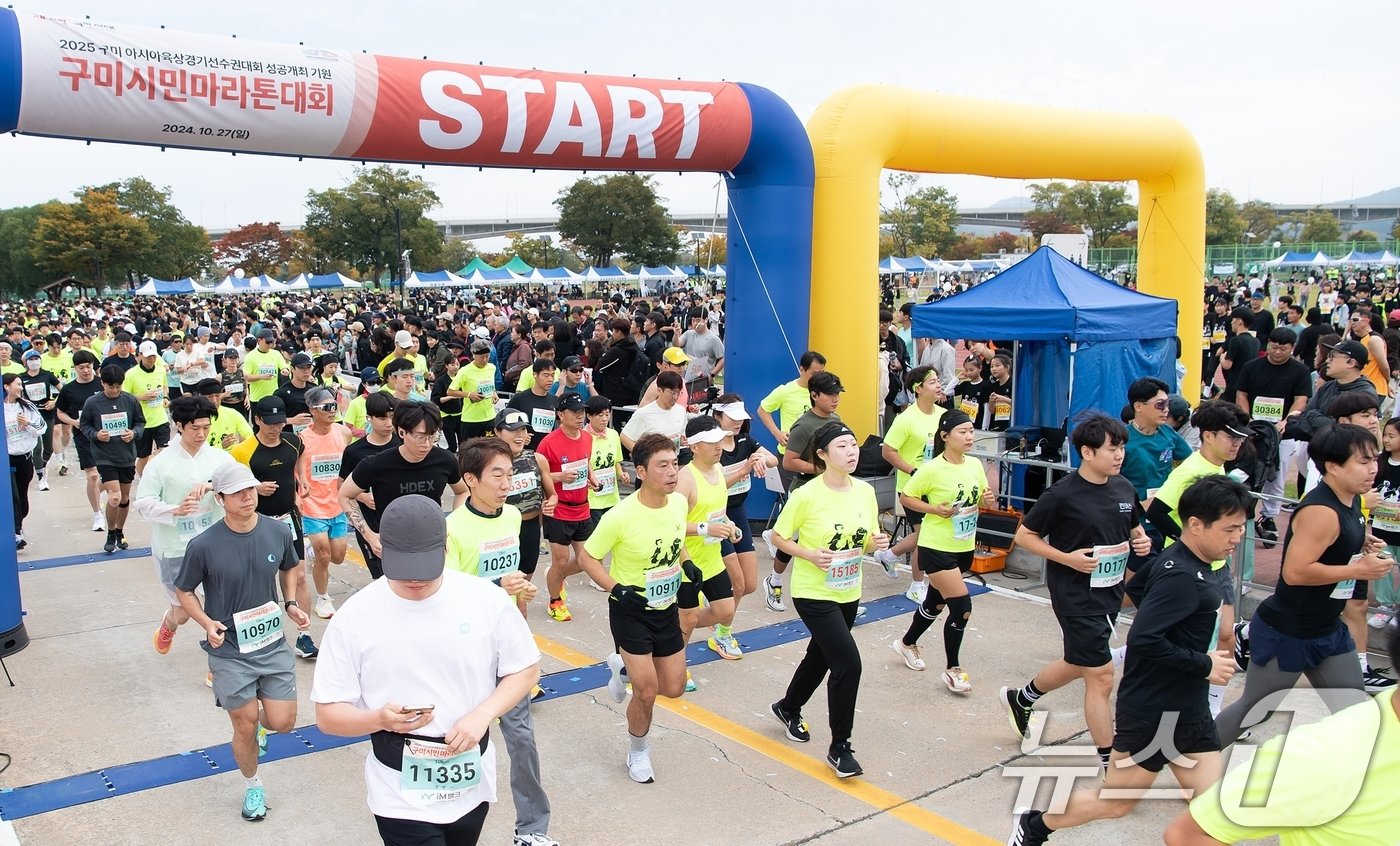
[621,347,651,403]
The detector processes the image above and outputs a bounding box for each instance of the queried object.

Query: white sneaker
[874,548,901,580]
[905,581,928,604]
[513,834,561,846]
[941,667,973,693]
[605,653,627,704]
[761,529,778,559]
[626,746,655,784]
[1110,645,1127,668]
[763,573,786,612]
[1369,609,1396,629]
[314,596,336,619]
[891,639,925,671]
[92,512,105,532]
[37,475,49,491]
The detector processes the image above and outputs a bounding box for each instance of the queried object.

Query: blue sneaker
[293,632,318,659]
[256,724,268,758]
[241,786,267,821]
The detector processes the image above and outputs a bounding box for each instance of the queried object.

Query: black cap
[496,409,530,431]
[560,355,583,371]
[257,328,276,341]
[808,372,845,395]
[290,352,313,368]
[558,392,587,413]
[254,395,287,423]
[1323,338,1370,366]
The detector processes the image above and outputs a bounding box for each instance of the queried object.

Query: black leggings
[32,414,54,470]
[781,598,861,745]
[10,453,33,533]
[355,529,383,579]
[374,801,488,846]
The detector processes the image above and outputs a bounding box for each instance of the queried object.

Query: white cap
[715,402,750,421]
[472,326,490,339]
[394,330,415,348]
[211,462,260,495]
[686,427,734,446]
[137,340,159,356]
[124,323,137,334]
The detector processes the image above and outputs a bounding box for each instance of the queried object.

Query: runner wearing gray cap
[313,494,541,845]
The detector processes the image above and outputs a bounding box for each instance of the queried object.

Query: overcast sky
[4,0,1397,231]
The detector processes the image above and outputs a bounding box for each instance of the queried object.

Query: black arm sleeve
[1145,498,1181,541]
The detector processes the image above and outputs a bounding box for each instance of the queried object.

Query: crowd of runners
[4,268,1399,845]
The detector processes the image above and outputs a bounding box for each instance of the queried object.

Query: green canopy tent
[457,257,496,275]
[501,256,534,274]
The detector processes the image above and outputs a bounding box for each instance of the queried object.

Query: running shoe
[92,512,105,532]
[256,724,268,758]
[313,596,336,619]
[14,534,24,550]
[905,580,928,605]
[891,640,925,671]
[942,667,973,694]
[684,671,697,693]
[560,586,569,603]
[1007,807,1048,846]
[103,531,117,555]
[531,684,546,701]
[1233,620,1250,672]
[770,701,810,743]
[605,653,628,704]
[1000,686,1033,739]
[293,632,319,659]
[874,548,901,579]
[37,474,48,491]
[241,786,267,821]
[57,461,68,476]
[761,529,778,559]
[709,633,743,660]
[513,834,561,846]
[115,531,129,551]
[626,747,655,784]
[1368,608,1395,629]
[154,620,175,655]
[547,599,572,622]
[205,671,213,688]
[763,573,785,612]
[1364,667,1397,694]
[1255,516,1279,549]
[825,742,863,778]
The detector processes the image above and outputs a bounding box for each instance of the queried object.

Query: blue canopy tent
[911,246,1178,443]
[134,277,199,295]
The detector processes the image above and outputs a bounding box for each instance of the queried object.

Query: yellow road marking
[532,633,1000,846]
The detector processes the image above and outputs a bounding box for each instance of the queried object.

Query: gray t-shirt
[77,391,146,468]
[679,329,725,381]
[785,409,841,491]
[175,515,300,658]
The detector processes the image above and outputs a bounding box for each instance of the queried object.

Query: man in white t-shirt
[312,495,541,845]
[620,370,689,453]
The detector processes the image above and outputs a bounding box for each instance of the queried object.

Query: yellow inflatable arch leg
[806,86,1204,439]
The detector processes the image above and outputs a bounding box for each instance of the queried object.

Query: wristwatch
[284,600,299,611]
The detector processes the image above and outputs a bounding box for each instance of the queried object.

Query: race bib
[1332,556,1362,599]
[477,383,495,399]
[1211,329,1227,344]
[5,420,18,439]
[1200,331,1211,351]
[1251,396,1284,423]
[205,352,217,370]
[23,382,47,402]
[400,738,481,806]
[477,535,520,579]
[1090,541,1130,589]
[825,547,862,592]
[725,469,751,496]
[1372,503,1400,534]
[530,407,556,433]
[292,422,309,435]
[594,465,617,496]
[508,472,538,496]
[143,390,164,408]
[958,399,978,419]
[923,432,939,462]
[176,507,213,541]
[100,412,129,435]
[259,364,277,378]
[232,600,282,653]
[226,382,244,395]
[644,561,682,609]
[310,454,341,481]
[952,505,979,541]
[702,508,727,545]
[561,458,588,491]
[993,401,1011,422]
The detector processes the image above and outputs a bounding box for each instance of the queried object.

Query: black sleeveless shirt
[1257,481,1365,638]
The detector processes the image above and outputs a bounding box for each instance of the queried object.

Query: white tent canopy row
[1264,250,1400,268]
[878,256,1009,274]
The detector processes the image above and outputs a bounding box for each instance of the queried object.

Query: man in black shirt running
[1008,475,1247,845]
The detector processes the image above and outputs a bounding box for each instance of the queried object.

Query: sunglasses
[567,368,584,374]
[1148,399,1170,410]
[313,403,338,412]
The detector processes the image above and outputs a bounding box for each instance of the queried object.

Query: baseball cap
[137,340,158,356]
[1323,338,1370,366]
[560,355,583,371]
[496,409,530,431]
[662,348,689,365]
[380,495,447,581]
[360,367,382,384]
[472,326,490,339]
[210,462,260,495]
[253,395,287,423]
[22,349,40,361]
[808,372,845,395]
[714,402,750,421]
[685,416,732,445]
[1250,290,1265,299]
[470,340,491,355]
[1388,309,1400,322]
[196,326,211,337]
[290,352,313,368]
[394,330,415,349]
[257,329,276,341]
[557,392,586,413]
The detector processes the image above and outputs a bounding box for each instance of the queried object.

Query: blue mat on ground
[0,583,988,820]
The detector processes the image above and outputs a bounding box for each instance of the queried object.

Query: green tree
[1345,229,1379,243]
[1026,181,1135,248]
[879,173,959,257]
[555,174,681,267]
[696,234,726,267]
[0,206,51,296]
[90,177,212,280]
[30,188,155,287]
[441,238,479,273]
[1298,209,1342,243]
[1023,181,1076,242]
[213,222,292,276]
[1240,200,1280,243]
[503,232,555,267]
[1205,189,1246,245]
[303,165,444,285]
[285,230,351,278]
